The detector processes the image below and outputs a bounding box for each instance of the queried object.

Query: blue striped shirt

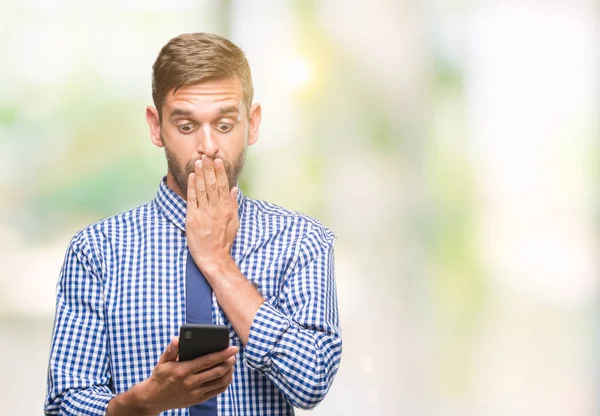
[45,178,342,415]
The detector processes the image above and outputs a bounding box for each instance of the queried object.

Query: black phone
[178,324,230,361]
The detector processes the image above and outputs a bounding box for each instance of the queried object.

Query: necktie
[185,251,217,416]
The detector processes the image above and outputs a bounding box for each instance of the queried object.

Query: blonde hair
[152,33,253,120]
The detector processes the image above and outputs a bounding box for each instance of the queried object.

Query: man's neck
[165,173,186,201]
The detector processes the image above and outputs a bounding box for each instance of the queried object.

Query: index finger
[184,346,239,374]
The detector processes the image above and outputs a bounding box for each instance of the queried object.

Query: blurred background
[0,0,598,414]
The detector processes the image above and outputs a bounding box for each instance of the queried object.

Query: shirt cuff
[57,389,115,416]
[244,301,291,373]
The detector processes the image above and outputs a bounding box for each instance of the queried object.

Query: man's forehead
[164,81,243,115]
[167,79,243,100]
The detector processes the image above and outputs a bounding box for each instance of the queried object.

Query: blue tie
[185,251,217,416]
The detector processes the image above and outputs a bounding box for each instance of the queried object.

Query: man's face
[147,78,261,199]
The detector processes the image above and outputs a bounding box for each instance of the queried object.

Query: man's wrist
[107,380,158,416]
[199,255,238,281]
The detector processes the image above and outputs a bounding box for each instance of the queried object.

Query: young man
[45,33,342,416]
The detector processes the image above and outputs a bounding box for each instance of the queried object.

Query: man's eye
[216,123,233,133]
[179,124,194,133]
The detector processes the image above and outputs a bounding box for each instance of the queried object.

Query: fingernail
[196,159,202,169]
[215,158,222,167]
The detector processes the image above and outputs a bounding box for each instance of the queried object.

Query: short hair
[151,33,254,121]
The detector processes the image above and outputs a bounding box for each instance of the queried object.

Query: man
[45,33,342,416]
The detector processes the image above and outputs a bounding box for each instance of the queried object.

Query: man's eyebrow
[219,106,240,115]
[168,106,239,120]
[169,108,193,120]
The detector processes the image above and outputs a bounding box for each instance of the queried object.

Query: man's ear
[247,103,262,146]
[146,106,163,147]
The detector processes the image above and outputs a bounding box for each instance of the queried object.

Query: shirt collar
[154,176,246,232]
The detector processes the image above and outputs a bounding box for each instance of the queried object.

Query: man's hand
[186,155,239,272]
[108,336,238,415]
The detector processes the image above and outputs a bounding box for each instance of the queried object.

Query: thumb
[159,336,179,364]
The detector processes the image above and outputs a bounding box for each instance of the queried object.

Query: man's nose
[196,125,219,158]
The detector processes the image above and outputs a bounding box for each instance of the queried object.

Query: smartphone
[178,324,230,361]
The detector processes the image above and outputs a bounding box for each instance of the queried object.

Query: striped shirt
[45,178,342,415]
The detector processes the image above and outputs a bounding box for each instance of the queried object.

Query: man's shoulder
[243,196,336,245]
[70,201,157,245]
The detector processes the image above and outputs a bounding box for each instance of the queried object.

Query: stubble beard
[164,143,247,197]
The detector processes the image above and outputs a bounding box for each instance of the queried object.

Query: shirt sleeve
[45,232,115,415]
[243,224,343,409]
